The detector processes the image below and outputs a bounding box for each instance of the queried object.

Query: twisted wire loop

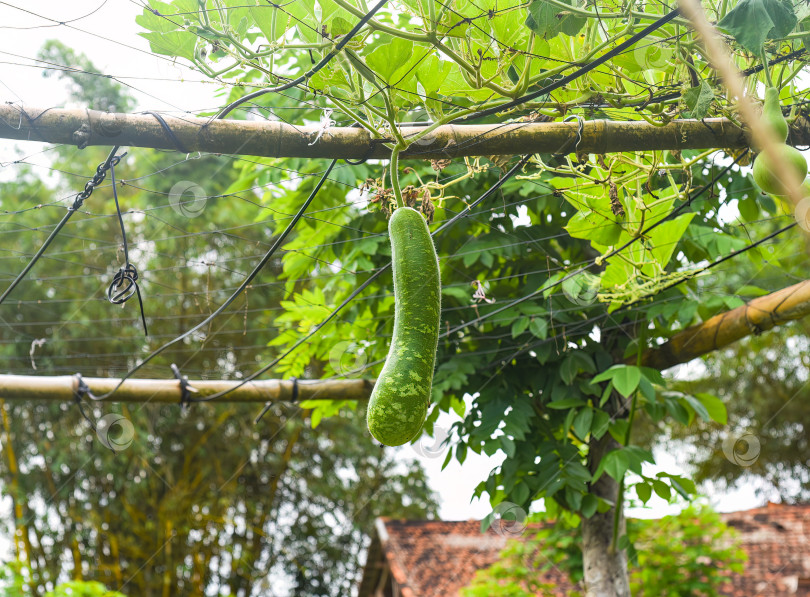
[0,146,123,307]
[105,155,149,336]
[107,263,139,303]
[70,152,125,212]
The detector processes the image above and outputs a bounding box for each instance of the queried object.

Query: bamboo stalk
[0,374,372,403]
[638,279,810,370]
[1,104,800,159]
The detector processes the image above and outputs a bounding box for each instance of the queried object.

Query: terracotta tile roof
[358,503,810,597]
[357,518,574,597]
[718,502,810,596]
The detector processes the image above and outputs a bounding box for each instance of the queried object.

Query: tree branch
[638,280,810,370]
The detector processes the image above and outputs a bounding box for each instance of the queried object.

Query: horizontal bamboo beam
[639,279,810,370]
[0,374,372,403]
[2,105,804,159]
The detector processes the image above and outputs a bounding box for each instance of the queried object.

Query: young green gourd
[761,87,789,143]
[752,144,807,196]
[366,206,441,446]
[752,87,806,196]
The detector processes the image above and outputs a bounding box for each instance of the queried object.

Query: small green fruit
[761,87,789,143]
[752,145,808,196]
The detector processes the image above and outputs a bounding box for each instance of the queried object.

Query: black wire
[0,146,122,306]
[193,154,532,403]
[106,156,148,336]
[453,9,681,123]
[142,110,190,153]
[214,0,389,119]
[624,222,799,308]
[442,150,750,338]
[91,158,338,400]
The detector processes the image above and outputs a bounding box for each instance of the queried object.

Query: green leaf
[139,31,197,61]
[529,317,548,340]
[546,398,586,409]
[717,0,797,54]
[735,284,769,297]
[137,3,181,33]
[608,419,629,444]
[572,407,593,440]
[652,479,671,501]
[511,317,530,338]
[665,397,691,425]
[525,0,586,39]
[365,38,415,84]
[683,81,714,119]
[591,410,611,439]
[613,366,642,398]
[593,365,641,398]
[738,196,760,222]
[681,392,712,422]
[601,449,630,481]
[669,475,696,496]
[695,392,727,424]
[560,351,596,385]
[565,209,624,246]
[647,213,695,269]
[581,493,598,518]
[513,482,530,505]
[416,54,452,98]
[501,435,516,458]
[636,482,652,504]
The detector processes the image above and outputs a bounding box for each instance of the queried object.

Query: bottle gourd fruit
[761,87,789,143]
[752,87,808,196]
[366,206,441,446]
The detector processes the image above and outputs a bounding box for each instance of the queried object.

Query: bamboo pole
[638,279,810,370]
[0,375,372,403]
[3,104,807,159]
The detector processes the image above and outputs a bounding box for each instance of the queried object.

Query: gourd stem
[760,49,773,87]
[390,146,405,209]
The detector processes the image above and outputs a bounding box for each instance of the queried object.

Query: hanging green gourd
[752,86,807,196]
[366,206,441,447]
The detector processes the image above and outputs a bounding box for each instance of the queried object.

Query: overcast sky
[0,0,766,541]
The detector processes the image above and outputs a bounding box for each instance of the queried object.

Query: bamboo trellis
[1,281,809,402]
[3,105,810,159]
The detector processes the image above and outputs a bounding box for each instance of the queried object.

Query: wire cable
[442,150,750,337]
[0,146,123,306]
[90,158,339,399]
[214,0,389,119]
[192,154,532,403]
[453,9,681,123]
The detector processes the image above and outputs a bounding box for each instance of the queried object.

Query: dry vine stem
[678,0,805,209]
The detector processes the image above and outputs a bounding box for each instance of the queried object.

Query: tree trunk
[582,434,630,597]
